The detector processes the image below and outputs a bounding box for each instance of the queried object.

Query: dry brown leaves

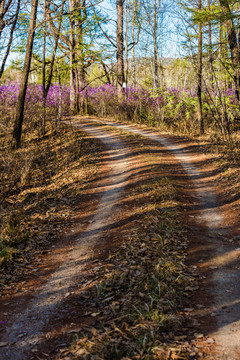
[0,124,103,292]
[57,174,204,360]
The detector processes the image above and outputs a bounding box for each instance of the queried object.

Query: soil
[0,117,239,359]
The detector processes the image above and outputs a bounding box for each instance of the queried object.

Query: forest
[0,0,239,145]
[0,1,240,359]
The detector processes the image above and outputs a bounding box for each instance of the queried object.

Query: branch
[89,0,117,48]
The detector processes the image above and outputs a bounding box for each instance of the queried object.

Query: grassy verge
[205,135,240,212]
[0,124,103,286]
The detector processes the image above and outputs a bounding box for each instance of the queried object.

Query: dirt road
[0,122,131,359]
[0,118,239,359]
[88,119,240,359]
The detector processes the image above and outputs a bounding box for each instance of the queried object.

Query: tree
[197,0,204,134]
[46,0,107,113]
[12,0,38,148]
[219,0,240,101]
[75,0,87,113]
[0,0,21,77]
[42,0,65,134]
[207,0,214,86]
[130,0,141,86]
[124,0,141,87]
[117,0,125,89]
[141,0,169,89]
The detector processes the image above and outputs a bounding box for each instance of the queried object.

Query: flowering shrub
[81,84,200,131]
[0,81,238,139]
[0,82,70,138]
[83,84,239,133]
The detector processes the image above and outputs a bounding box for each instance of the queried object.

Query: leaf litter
[0,124,103,295]
[55,131,216,360]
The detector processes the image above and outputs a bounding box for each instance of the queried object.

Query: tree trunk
[12,0,38,148]
[117,0,125,90]
[197,0,204,134]
[0,0,5,39]
[70,0,76,113]
[131,0,138,87]
[42,0,46,135]
[76,0,86,114]
[45,0,64,95]
[0,0,20,77]
[208,0,214,87]
[125,0,129,88]
[56,59,62,133]
[132,31,136,87]
[219,0,240,101]
[153,0,159,88]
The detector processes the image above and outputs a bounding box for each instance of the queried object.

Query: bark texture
[70,0,76,113]
[75,0,86,113]
[219,0,240,101]
[117,0,125,89]
[197,0,204,134]
[153,0,159,88]
[12,0,38,148]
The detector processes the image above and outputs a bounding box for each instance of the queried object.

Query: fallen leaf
[91,312,101,317]
[0,342,8,347]
[206,338,215,344]
[75,348,88,355]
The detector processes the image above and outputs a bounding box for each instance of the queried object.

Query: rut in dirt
[0,122,130,360]
[0,118,239,360]
[86,118,240,360]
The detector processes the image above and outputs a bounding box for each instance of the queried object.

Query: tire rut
[0,122,129,360]
[1,118,239,359]
[86,118,240,359]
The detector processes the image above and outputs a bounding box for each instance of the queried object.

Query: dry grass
[0,124,103,276]
[198,132,240,214]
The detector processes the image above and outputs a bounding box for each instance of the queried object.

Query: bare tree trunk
[12,0,38,148]
[132,35,136,87]
[131,0,139,87]
[42,0,63,133]
[197,0,204,134]
[70,0,76,113]
[117,0,125,90]
[42,0,46,135]
[219,0,240,101]
[101,60,111,84]
[125,0,129,88]
[153,0,159,88]
[56,60,62,133]
[76,0,86,114]
[208,0,214,87]
[0,0,5,39]
[0,0,20,77]
[45,0,64,95]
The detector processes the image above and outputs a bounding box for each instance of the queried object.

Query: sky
[2,0,182,68]
[98,0,182,58]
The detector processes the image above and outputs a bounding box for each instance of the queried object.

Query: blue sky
[3,0,181,68]
[98,0,181,58]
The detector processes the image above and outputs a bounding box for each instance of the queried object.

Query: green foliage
[0,239,16,268]
[0,214,30,268]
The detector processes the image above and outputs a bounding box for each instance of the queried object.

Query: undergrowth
[0,124,103,281]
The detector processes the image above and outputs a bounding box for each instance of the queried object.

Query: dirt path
[87,118,240,359]
[0,122,131,359]
[0,118,239,359]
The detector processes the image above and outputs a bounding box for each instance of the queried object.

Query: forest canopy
[0,0,239,146]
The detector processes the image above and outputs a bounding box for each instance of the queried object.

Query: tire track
[0,122,129,360]
[1,118,239,359]
[86,118,240,359]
